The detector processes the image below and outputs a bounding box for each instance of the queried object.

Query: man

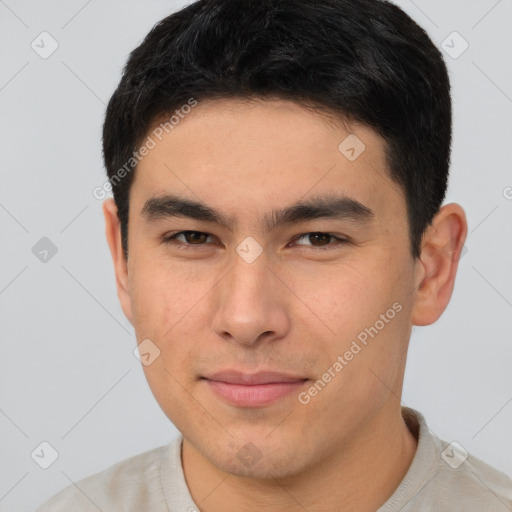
[37,0,512,510]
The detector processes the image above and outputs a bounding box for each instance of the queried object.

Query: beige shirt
[36,408,512,511]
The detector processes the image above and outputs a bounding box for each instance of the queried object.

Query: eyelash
[162,231,349,251]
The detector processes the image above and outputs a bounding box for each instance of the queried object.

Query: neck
[182,404,418,512]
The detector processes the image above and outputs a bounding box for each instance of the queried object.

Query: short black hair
[102,0,451,260]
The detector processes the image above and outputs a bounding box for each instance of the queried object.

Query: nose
[211,251,291,347]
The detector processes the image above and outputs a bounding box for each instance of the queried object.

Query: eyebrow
[140,193,374,230]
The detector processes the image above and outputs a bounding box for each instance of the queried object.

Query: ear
[411,203,468,326]
[103,198,133,325]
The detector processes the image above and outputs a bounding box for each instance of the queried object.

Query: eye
[162,231,349,251]
[292,232,348,250]
[163,231,216,246]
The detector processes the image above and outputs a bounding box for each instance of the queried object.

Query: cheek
[128,254,198,334]
[303,252,411,366]
[128,259,215,384]
[289,261,382,337]
[128,268,163,337]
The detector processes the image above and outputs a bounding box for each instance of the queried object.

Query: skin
[104,98,467,512]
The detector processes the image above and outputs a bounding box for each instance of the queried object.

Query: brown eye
[163,231,214,245]
[182,231,209,244]
[292,232,348,250]
[308,233,332,246]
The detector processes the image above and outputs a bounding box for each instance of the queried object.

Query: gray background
[0,0,511,510]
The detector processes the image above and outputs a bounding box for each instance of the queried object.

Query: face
[110,98,424,478]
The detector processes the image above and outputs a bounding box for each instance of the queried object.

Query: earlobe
[103,198,133,325]
[411,203,468,326]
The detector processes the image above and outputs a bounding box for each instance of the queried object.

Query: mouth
[201,371,308,407]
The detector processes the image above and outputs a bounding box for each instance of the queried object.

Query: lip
[204,370,306,385]
[202,370,308,407]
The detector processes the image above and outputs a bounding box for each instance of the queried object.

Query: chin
[203,436,309,480]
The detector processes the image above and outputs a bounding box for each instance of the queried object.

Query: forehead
[131,98,405,224]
